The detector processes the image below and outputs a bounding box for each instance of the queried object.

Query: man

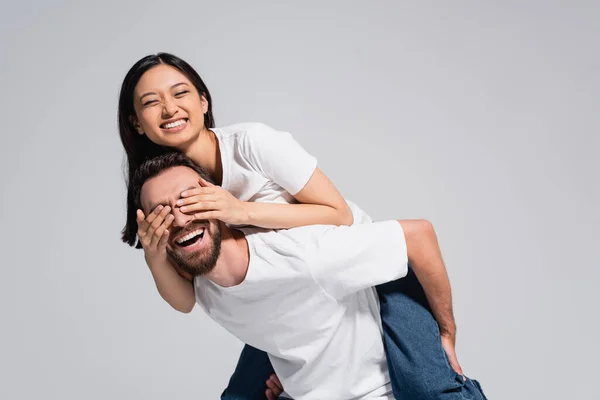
[132,152,486,399]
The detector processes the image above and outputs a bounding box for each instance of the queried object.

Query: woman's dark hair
[118,52,215,247]
[130,152,214,248]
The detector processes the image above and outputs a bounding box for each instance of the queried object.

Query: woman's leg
[377,264,487,400]
[221,344,275,400]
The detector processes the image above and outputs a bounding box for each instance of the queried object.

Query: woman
[118,53,485,400]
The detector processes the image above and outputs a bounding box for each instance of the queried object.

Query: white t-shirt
[194,221,408,399]
[212,122,373,222]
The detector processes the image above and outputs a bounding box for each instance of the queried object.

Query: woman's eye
[143,100,158,106]
[175,91,189,97]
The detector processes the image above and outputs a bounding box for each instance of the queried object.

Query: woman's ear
[129,115,144,135]
[201,95,209,114]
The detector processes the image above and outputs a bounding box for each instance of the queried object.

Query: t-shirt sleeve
[309,220,409,299]
[241,123,318,195]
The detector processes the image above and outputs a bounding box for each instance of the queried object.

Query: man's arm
[397,219,463,375]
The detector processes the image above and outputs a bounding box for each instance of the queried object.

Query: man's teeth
[176,228,205,244]
[163,119,186,129]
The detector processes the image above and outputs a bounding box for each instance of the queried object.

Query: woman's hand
[136,205,174,263]
[265,374,284,400]
[176,176,249,225]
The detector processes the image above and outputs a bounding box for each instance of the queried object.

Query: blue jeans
[221,266,487,400]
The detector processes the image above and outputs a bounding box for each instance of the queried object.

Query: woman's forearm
[244,202,353,229]
[147,257,196,313]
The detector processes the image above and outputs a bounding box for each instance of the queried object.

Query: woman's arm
[137,207,195,313]
[148,257,195,313]
[245,168,353,229]
[178,167,353,229]
[179,123,354,229]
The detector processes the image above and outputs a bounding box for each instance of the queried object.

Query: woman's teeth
[176,228,205,244]
[162,119,186,129]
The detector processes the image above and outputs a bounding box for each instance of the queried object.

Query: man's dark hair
[125,152,213,248]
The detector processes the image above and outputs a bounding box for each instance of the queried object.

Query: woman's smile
[160,118,189,133]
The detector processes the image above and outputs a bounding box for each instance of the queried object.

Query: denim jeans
[221,266,487,400]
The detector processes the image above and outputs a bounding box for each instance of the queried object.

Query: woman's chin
[155,129,198,148]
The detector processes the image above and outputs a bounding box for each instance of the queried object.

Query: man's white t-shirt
[194,221,408,399]
[204,122,399,398]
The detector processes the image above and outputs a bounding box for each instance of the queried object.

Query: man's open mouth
[175,227,205,247]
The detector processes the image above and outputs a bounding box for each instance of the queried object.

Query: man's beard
[167,223,222,277]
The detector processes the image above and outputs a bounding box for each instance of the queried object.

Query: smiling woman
[132,69,206,145]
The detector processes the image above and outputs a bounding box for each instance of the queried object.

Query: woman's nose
[162,97,178,117]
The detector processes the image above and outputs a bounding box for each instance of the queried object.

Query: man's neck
[204,224,249,288]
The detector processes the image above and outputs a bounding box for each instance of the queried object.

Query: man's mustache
[170,220,209,238]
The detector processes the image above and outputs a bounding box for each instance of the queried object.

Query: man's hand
[265,373,284,400]
[440,333,465,380]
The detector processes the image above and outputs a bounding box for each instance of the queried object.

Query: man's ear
[129,115,144,135]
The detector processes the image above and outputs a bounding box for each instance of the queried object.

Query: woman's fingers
[136,210,147,235]
[180,187,215,198]
[158,229,170,249]
[270,374,283,391]
[177,194,217,208]
[149,214,174,249]
[147,206,171,238]
[136,209,153,246]
[265,374,283,398]
[139,205,163,234]
[137,205,172,249]
[192,211,219,221]
[179,199,218,213]
[136,209,149,235]
[197,176,215,187]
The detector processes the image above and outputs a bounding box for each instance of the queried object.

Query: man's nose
[171,206,191,228]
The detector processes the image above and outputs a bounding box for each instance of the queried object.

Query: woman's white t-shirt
[212,122,372,223]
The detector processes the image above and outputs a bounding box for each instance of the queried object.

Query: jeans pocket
[458,376,488,400]
[471,379,488,400]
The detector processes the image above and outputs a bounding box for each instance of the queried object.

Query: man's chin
[167,225,221,277]
[168,249,216,277]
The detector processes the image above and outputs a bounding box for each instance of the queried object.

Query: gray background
[1,1,598,399]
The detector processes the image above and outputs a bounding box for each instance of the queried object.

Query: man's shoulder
[239,225,336,252]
